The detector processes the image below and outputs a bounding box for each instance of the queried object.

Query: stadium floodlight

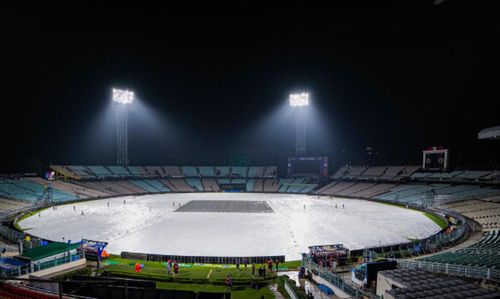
[112,88,134,104]
[112,88,134,166]
[289,93,309,107]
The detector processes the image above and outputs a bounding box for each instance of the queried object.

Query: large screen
[287,156,328,177]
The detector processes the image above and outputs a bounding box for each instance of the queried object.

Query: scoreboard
[287,156,328,178]
[422,146,449,171]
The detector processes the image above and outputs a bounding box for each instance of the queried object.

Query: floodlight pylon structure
[112,88,134,166]
[289,93,309,155]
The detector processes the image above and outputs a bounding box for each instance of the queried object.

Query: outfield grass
[423,211,448,229]
[99,256,299,297]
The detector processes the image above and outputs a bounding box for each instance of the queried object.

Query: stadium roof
[478,126,500,140]
[17,242,80,261]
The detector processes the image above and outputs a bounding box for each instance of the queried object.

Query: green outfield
[97,255,301,298]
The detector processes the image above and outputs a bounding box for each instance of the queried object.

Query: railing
[122,251,285,265]
[301,255,376,299]
[0,250,85,278]
[397,259,500,282]
[284,280,299,299]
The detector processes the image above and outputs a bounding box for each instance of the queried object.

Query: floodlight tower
[289,92,309,155]
[112,88,134,166]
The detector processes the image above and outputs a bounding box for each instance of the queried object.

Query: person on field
[252,263,256,276]
[275,259,279,272]
[267,259,273,272]
[226,274,233,289]
[173,261,179,275]
[166,260,171,274]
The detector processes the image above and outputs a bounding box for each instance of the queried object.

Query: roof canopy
[17,242,80,261]
[478,126,500,140]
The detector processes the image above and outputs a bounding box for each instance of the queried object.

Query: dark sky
[2,2,500,172]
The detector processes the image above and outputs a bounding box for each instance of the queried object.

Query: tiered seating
[263,178,280,192]
[264,166,278,178]
[454,171,492,181]
[199,166,215,177]
[316,181,339,194]
[108,166,131,177]
[331,166,349,179]
[127,166,148,177]
[202,178,219,191]
[444,198,500,229]
[70,181,117,196]
[88,166,113,178]
[66,165,95,179]
[354,183,394,197]
[375,184,498,206]
[164,166,182,177]
[358,167,387,179]
[168,178,194,192]
[215,167,230,177]
[252,179,264,191]
[247,167,264,178]
[95,181,137,194]
[110,180,147,193]
[185,178,203,191]
[343,166,367,179]
[129,180,160,193]
[482,171,500,182]
[320,181,357,195]
[380,166,405,181]
[182,166,199,177]
[278,178,294,192]
[144,166,165,177]
[0,197,30,211]
[230,178,246,184]
[231,166,247,177]
[143,179,170,192]
[217,178,231,185]
[380,268,500,299]
[399,165,420,178]
[336,182,377,196]
[0,180,78,202]
[419,230,500,269]
[0,282,60,299]
[246,179,255,191]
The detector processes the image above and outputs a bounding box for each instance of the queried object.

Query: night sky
[2,2,499,173]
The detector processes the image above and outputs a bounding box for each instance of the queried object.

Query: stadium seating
[182,166,199,177]
[65,165,95,179]
[88,166,113,178]
[419,230,500,269]
[252,179,264,191]
[331,166,349,179]
[231,166,247,178]
[230,178,246,184]
[0,179,78,202]
[263,166,278,178]
[215,166,230,177]
[185,178,203,191]
[127,166,148,177]
[343,166,367,179]
[168,178,195,192]
[359,166,387,179]
[247,167,264,178]
[198,166,215,177]
[129,180,160,193]
[263,178,280,192]
[202,178,219,191]
[144,166,165,177]
[108,166,132,177]
[163,166,182,177]
[380,166,405,180]
[143,179,170,192]
[443,197,500,229]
